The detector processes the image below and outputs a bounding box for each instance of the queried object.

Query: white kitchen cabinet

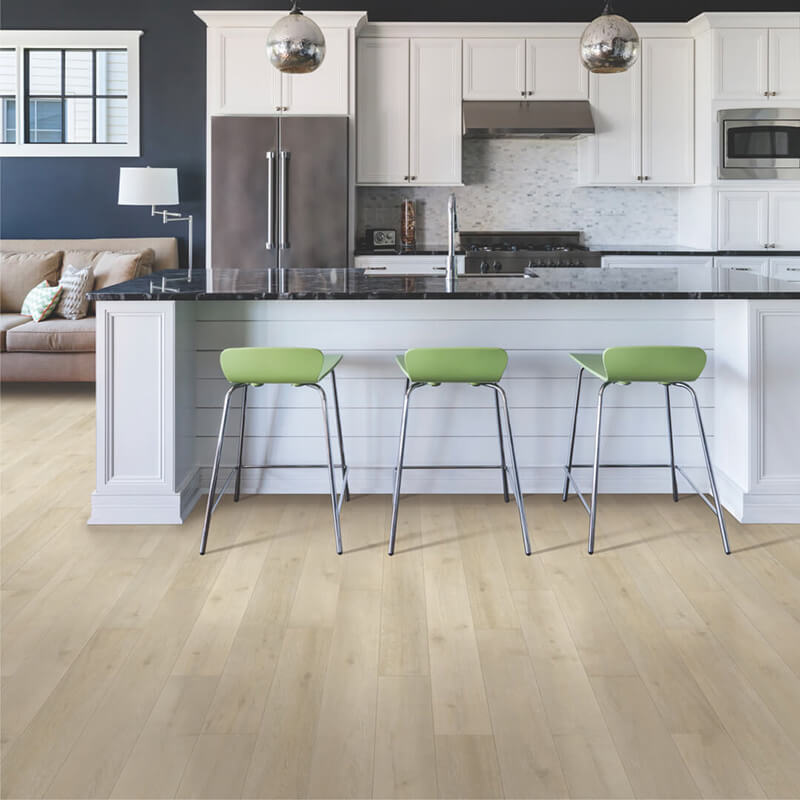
[718,191,800,251]
[358,37,461,186]
[526,39,588,100]
[354,255,465,274]
[462,37,586,100]
[717,192,769,250]
[714,256,769,291]
[770,258,800,282]
[641,38,694,184]
[463,38,525,99]
[712,27,800,101]
[581,63,641,184]
[580,38,693,186]
[208,25,349,115]
[356,38,410,184]
[769,192,800,250]
[769,29,800,101]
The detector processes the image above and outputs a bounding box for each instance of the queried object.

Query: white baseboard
[89,469,202,525]
[716,469,800,524]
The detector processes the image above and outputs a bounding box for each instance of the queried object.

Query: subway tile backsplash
[357,139,679,246]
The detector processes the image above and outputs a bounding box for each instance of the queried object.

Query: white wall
[358,138,680,246]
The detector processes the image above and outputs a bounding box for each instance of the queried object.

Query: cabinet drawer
[355,255,463,275]
[771,259,800,282]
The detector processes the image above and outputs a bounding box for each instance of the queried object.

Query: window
[0,31,141,156]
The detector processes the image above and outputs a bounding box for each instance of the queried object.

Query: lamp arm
[151,206,194,281]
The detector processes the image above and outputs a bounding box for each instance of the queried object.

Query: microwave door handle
[266,151,276,250]
[279,150,290,250]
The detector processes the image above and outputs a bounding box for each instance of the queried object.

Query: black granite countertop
[89,267,800,301]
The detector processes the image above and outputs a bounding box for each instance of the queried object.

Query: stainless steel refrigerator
[210,115,349,270]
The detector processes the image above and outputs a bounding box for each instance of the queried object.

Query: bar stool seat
[200,347,350,556]
[562,345,730,555]
[389,347,530,556]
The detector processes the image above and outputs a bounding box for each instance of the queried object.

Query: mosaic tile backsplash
[357,139,679,247]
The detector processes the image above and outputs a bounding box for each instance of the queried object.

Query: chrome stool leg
[664,384,679,502]
[200,383,244,555]
[388,381,422,556]
[675,381,731,555]
[308,383,344,555]
[563,367,585,502]
[588,382,611,555]
[494,390,510,502]
[330,370,350,503]
[491,383,531,556]
[233,385,248,502]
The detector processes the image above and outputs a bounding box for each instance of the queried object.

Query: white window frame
[0,30,142,157]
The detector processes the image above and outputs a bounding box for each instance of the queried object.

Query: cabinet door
[769,192,800,250]
[410,38,462,186]
[283,28,349,115]
[463,38,526,99]
[356,38,410,185]
[712,28,768,99]
[641,38,694,184]
[526,39,588,100]
[209,28,281,114]
[581,64,641,185]
[717,191,769,250]
[769,29,800,101]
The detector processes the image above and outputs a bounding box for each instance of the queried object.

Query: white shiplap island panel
[191,299,715,496]
[92,296,800,525]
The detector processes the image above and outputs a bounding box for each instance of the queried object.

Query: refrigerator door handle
[279,150,290,249]
[266,151,276,250]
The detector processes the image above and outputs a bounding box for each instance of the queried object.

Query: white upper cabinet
[580,37,693,186]
[712,27,800,101]
[282,28,349,115]
[358,37,461,186]
[357,38,410,184]
[526,39,588,100]
[718,191,769,250]
[463,37,586,100]
[208,25,349,115]
[769,28,800,101]
[769,192,800,250]
[641,38,694,184]
[410,39,462,185]
[463,38,526,99]
[582,64,641,184]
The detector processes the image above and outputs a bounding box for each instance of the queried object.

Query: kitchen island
[88,267,800,526]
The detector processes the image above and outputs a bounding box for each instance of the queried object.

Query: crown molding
[194,10,367,30]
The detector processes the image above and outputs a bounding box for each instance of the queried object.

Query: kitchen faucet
[446,193,458,293]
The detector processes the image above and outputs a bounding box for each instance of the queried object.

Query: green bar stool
[200,347,350,556]
[561,346,730,555]
[389,347,531,556]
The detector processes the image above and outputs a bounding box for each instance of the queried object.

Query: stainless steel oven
[719,108,800,179]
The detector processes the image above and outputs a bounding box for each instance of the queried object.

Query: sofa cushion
[5,317,96,353]
[62,250,99,269]
[0,314,29,352]
[93,249,151,291]
[0,251,63,312]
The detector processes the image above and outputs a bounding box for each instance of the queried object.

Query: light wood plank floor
[2,383,800,799]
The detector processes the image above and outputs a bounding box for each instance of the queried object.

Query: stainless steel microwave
[719,108,800,179]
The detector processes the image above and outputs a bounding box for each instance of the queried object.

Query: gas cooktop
[461,231,602,273]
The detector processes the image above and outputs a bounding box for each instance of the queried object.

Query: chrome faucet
[446,193,458,293]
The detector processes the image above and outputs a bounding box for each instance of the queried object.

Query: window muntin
[25,48,129,144]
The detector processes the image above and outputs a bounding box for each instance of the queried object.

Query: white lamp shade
[118,167,179,206]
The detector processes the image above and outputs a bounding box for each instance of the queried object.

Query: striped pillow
[56,264,94,320]
[21,280,63,322]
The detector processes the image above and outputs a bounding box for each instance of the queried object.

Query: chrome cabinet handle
[763,91,770,96]
[520,90,525,97]
[266,151,276,251]
[279,150,290,249]
[731,267,753,271]
[366,266,387,270]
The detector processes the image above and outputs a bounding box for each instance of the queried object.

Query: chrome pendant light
[580,2,640,74]
[267,1,326,74]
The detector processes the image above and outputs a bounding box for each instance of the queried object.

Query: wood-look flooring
[2,383,800,799]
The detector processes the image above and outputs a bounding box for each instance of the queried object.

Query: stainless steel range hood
[463,100,595,139]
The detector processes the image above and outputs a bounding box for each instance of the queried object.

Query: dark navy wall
[2,0,799,266]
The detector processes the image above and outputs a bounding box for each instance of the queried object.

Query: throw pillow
[56,264,94,320]
[92,250,147,291]
[20,280,63,322]
[0,251,63,313]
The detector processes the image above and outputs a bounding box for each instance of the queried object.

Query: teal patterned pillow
[21,280,63,322]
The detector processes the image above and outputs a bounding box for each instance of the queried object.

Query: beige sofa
[0,237,178,382]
